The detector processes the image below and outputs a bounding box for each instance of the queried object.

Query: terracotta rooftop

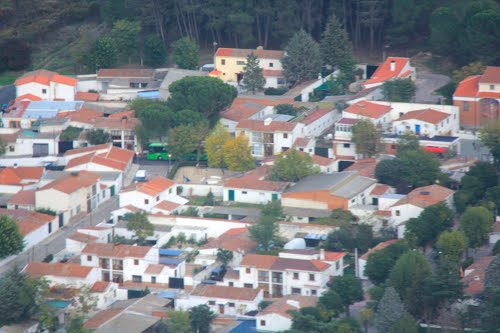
[0,208,54,235]
[463,256,495,295]
[222,96,294,122]
[397,108,450,124]
[301,108,333,125]
[344,158,378,178]
[240,253,331,272]
[293,137,311,147]
[82,243,152,258]
[392,184,454,209]
[93,116,140,130]
[454,72,500,99]
[200,228,256,252]
[364,57,412,85]
[75,91,99,101]
[64,143,110,156]
[123,176,176,196]
[359,239,398,260]
[336,117,359,125]
[145,264,166,275]
[15,69,77,86]
[90,281,111,293]
[65,145,134,172]
[8,189,36,206]
[262,69,284,77]
[224,166,289,192]
[39,170,99,194]
[370,184,391,196]
[258,296,317,319]
[236,119,297,132]
[215,47,284,59]
[344,100,392,119]
[280,249,346,261]
[109,110,135,119]
[25,262,93,278]
[190,284,261,301]
[479,66,500,84]
[58,108,104,124]
[15,93,41,101]
[0,167,43,185]
[68,232,98,243]
[154,200,181,212]
[84,308,124,329]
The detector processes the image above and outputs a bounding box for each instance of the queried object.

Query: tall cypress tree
[241,53,265,94]
[320,15,356,71]
[375,287,407,333]
[282,30,322,85]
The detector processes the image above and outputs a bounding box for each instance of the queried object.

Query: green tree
[374,159,403,187]
[269,149,319,182]
[452,62,486,84]
[385,0,419,45]
[124,211,154,243]
[205,123,230,168]
[249,215,280,252]
[168,122,209,162]
[86,129,111,145]
[241,52,265,94]
[0,215,24,259]
[319,288,343,319]
[396,133,420,156]
[382,79,416,102]
[436,231,467,264]
[329,275,364,317]
[374,287,407,333]
[352,119,381,158]
[189,304,216,333]
[429,7,459,55]
[167,309,191,333]
[405,203,454,247]
[282,30,321,85]
[223,134,255,172]
[172,37,199,70]
[0,138,7,156]
[60,126,83,141]
[480,120,500,171]
[358,307,374,333]
[323,223,373,253]
[388,250,432,317]
[320,14,355,70]
[275,104,301,116]
[398,148,441,188]
[66,317,89,333]
[459,206,493,250]
[365,241,409,285]
[388,313,418,333]
[216,248,233,269]
[111,19,141,63]
[91,36,117,69]
[479,286,500,333]
[315,208,358,227]
[484,254,500,289]
[143,35,167,67]
[168,76,237,125]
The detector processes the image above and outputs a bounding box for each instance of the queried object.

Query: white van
[135,170,147,182]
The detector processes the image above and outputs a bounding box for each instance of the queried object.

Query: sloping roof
[15,93,41,101]
[90,281,111,293]
[75,91,99,101]
[109,111,135,119]
[38,170,99,194]
[0,208,54,235]
[154,200,181,212]
[364,57,412,85]
[145,264,166,274]
[97,68,155,78]
[64,143,110,156]
[344,158,378,178]
[293,137,311,147]
[236,119,297,132]
[370,184,391,196]
[224,166,289,192]
[82,243,152,259]
[58,108,104,124]
[200,228,256,252]
[8,189,36,206]
[392,184,454,208]
[25,262,93,278]
[93,117,140,130]
[84,308,125,329]
[15,70,77,86]
[0,167,43,184]
[463,256,495,295]
[189,284,261,301]
[216,48,284,59]
[123,176,176,196]
[240,254,331,272]
[258,296,318,319]
[359,239,398,260]
[68,232,98,243]
[336,117,359,125]
[479,66,500,84]
[65,146,134,172]
[344,100,391,119]
[301,108,333,125]
[222,97,294,122]
[262,69,284,77]
[397,108,450,124]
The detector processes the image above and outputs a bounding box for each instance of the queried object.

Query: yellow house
[210,47,285,88]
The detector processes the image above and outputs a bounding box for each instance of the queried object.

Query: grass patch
[0,73,18,85]
[318,102,335,109]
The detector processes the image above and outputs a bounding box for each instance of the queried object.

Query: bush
[42,254,53,263]
[492,240,500,256]
[258,300,272,310]
[264,87,288,95]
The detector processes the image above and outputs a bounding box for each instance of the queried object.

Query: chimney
[319,248,325,260]
[286,300,300,308]
[390,60,396,72]
[264,118,272,126]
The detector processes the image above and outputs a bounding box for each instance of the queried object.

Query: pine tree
[374,287,407,333]
[320,15,355,70]
[241,53,265,94]
[282,30,322,85]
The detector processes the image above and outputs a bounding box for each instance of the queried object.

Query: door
[272,193,278,201]
[33,143,49,157]
[228,190,235,201]
[110,185,115,197]
[58,213,64,227]
[415,124,421,135]
[218,304,225,314]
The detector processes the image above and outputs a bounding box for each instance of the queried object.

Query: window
[396,210,400,216]
[229,282,234,287]
[169,188,172,194]
[490,85,495,90]
[144,199,149,205]
[283,133,288,139]
[156,196,159,202]
[463,101,469,111]
[311,289,317,296]
[269,62,274,67]
[309,274,315,281]
[237,61,245,65]
[260,320,266,326]
[221,59,226,65]
[336,261,340,270]
[42,89,47,94]
[134,259,139,265]
[343,143,350,148]
[151,276,156,284]
[242,191,248,194]
[9,146,14,152]
[87,255,92,261]
[228,302,235,307]
[48,222,52,233]
[246,268,251,274]
[132,275,142,283]
[292,288,301,295]
[277,78,285,85]
[244,283,253,288]
[293,272,299,280]
[209,301,216,305]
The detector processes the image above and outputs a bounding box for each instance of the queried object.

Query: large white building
[15,69,78,101]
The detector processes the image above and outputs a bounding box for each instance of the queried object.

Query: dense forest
[0,0,498,75]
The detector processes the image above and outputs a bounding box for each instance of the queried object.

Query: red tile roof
[262,69,284,77]
[392,184,454,208]
[154,200,181,212]
[216,48,284,59]
[75,91,99,101]
[301,108,333,125]
[82,243,152,258]
[90,281,111,293]
[222,97,294,122]
[337,117,359,125]
[479,66,500,84]
[454,70,500,98]
[65,145,134,172]
[224,166,289,192]
[190,284,262,301]
[463,256,495,295]
[293,137,311,147]
[25,262,93,278]
[84,308,124,329]
[58,108,104,124]
[397,108,450,124]
[39,170,99,194]
[209,69,222,76]
[8,189,36,206]
[370,184,391,196]
[145,264,166,274]
[15,93,41,101]
[64,143,110,156]
[94,116,140,130]
[344,101,392,119]
[123,176,176,196]
[258,296,318,319]
[365,57,412,85]
[109,110,135,119]
[359,239,398,260]
[237,119,297,132]
[241,254,331,272]
[52,74,78,86]
[375,210,391,217]
[344,158,377,178]
[68,232,98,243]
[0,167,43,185]
[201,228,256,252]
[15,70,77,86]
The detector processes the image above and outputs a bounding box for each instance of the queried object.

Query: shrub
[264,87,288,95]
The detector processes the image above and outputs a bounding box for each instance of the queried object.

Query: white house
[15,69,78,101]
[7,189,36,210]
[24,262,100,288]
[223,166,289,204]
[66,226,113,254]
[89,281,122,309]
[0,166,44,194]
[64,144,134,175]
[176,284,263,316]
[255,296,318,332]
[358,239,398,279]
[392,108,457,137]
[363,57,416,89]
[119,176,187,212]
[300,107,336,137]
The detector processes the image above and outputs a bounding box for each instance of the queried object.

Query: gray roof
[379,193,405,200]
[24,101,84,119]
[283,206,331,218]
[94,313,159,333]
[42,171,121,182]
[284,171,376,199]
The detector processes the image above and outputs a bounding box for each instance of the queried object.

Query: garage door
[33,143,49,157]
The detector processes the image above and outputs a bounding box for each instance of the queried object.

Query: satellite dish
[284,238,306,250]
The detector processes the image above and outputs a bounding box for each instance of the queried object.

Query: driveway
[414,73,450,104]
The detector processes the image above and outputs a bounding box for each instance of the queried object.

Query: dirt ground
[173,166,240,184]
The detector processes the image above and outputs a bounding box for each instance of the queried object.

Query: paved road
[0,84,15,106]
[0,196,119,276]
[414,73,450,104]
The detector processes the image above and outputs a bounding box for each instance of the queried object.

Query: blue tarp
[159,249,183,257]
[228,320,257,333]
[159,258,184,266]
[157,291,177,299]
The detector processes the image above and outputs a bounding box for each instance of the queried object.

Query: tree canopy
[241,53,265,94]
[320,14,355,71]
[329,275,364,317]
[459,206,493,249]
[382,79,416,102]
[172,37,200,70]
[86,129,111,145]
[205,123,230,168]
[436,230,467,264]
[223,134,255,172]
[374,287,407,333]
[249,201,283,253]
[282,30,321,85]
[365,241,409,285]
[269,149,319,182]
[189,305,216,333]
[0,215,24,259]
[351,119,381,158]
[124,211,154,243]
[405,203,454,247]
[480,120,500,171]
